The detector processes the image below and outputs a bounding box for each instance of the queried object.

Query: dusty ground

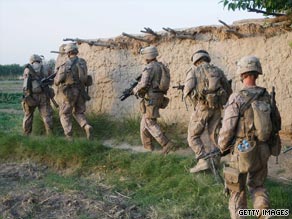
[0,162,146,219]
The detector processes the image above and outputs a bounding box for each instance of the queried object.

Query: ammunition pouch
[85,75,93,87]
[269,133,281,156]
[80,88,91,101]
[223,166,245,193]
[205,93,219,109]
[237,140,260,173]
[160,96,169,109]
[31,80,42,93]
[49,87,55,98]
[23,95,38,107]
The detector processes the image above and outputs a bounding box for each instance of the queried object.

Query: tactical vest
[55,57,88,86]
[184,63,231,108]
[23,63,45,94]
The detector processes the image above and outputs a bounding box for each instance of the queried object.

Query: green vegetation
[0,80,291,218]
[220,0,292,16]
[0,64,24,80]
[0,132,291,218]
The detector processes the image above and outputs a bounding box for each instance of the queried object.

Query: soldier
[133,46,176,154]
[218,56,281,219]
[54,43,93,140]
[184,50,232,173]
[22,54,54,136]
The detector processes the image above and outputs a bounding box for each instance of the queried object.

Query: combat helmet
[29,54,42,64]
[64,43,79,54]
[236,56,262,76]
[191,50,211,64]
[140,46,158,60]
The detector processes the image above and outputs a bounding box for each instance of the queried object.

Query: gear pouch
[238,140,260,173]
[223,166,245,192]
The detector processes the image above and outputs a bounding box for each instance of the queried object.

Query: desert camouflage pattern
[55,56,91,139]
[218,86,279,219]
[186,62,230,162]
[22,63,53,135]
[133,60,170,150]
[187,102,222,158]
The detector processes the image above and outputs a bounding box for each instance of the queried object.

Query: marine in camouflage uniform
[22,54,53,135]
[133,46,175,154]
[184,50,232,173]
[54,43,92,140]
[218,56,281,219]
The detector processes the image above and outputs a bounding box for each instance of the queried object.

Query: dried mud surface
[0,163,146,219]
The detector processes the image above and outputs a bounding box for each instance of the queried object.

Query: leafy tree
[220,0,292,16]
[0,64,24,80]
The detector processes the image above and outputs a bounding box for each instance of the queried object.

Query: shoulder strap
[71,57,79,68]
[239,88,266,116]
[25,64,37,75]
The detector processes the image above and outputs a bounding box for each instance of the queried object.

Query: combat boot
[190,159,210,173]
[84,124,93,140]
[162,141,177,155]
[65,135,73,141]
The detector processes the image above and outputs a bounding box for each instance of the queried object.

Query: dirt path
[104,135,292,184]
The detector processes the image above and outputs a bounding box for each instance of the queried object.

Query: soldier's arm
[220,70,233,96]
[23,67,30,79]
[133,67,151,94]
[218,93,241,151]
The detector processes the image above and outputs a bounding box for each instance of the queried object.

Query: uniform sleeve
[218,93,241,151]
[220,71,232,96]
[133,67,151,94]
[54,62,66,86]
[23,67,30,79]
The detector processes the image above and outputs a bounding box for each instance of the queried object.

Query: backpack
[158,62,170,93]
[195,63,231,108]
[239,88,273,142]
[76,58,88,86]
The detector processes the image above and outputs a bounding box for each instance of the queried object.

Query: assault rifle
[40,73,59,108]
[50,51,66,55]
[63,38,116,49]
[173,83,184,100]
[119,74,142,101]
[196,147,231,185]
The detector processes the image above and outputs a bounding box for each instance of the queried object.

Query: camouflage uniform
[184,50,231,173]
[218,56,281,219]
[133,46,174,153]
[22,55,53,135]
[54,44,92,140]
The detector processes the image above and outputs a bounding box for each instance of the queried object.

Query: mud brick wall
[56,21,292,134]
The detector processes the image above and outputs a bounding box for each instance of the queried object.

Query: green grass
[0,92,22,110]
[0,80,291,218]
[0,133,291,218]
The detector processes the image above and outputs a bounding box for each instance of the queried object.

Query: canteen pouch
[238,140,260,173]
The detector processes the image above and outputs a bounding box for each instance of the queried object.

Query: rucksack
[195,63,231,108]
[240,88,273,142]
[158,62,170,93]
[76,58,88,86]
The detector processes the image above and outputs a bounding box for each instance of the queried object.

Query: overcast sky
[0,0,264,65]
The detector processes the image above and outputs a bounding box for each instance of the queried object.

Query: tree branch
[140,27,160,38]
[218,19,245,38]
[122,32,151,43]
[162,27,196,40]
[247,7,285,16]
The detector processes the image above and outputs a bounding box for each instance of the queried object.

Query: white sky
[0,0,264,65]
